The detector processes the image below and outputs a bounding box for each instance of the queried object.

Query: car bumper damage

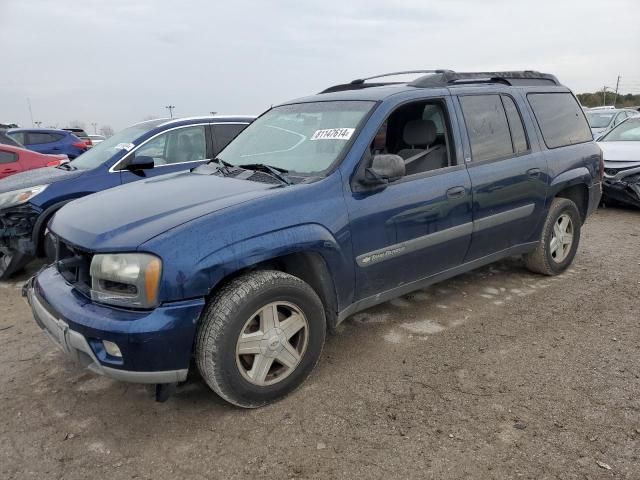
[603,165,640,208]
[0,205,39,256]
[23,265,205,385]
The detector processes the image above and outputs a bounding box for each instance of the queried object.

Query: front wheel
[196,270,326,408]
[0,248,31,280]
[524,198,581,276]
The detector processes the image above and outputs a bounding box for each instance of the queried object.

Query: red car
[0,144,67,180]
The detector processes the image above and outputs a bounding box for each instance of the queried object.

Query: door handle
[527,168,542,178]
[446,186,466,198]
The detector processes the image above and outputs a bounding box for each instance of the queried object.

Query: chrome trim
[108,122,250,173]
[472,203,535,232]
[356,222,473,267]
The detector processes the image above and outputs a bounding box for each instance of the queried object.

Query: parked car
[0,144,67,180]
[23,70,601,407]
[0,115,253,278]
[585,108,638,139]
[63,128,93,148]
[88,134,106,145]
[0,130,25,148]
[597,116,640,208]
[6,128,88,159]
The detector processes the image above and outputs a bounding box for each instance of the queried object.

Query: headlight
[0,185,48,210]
[90,253,162,309]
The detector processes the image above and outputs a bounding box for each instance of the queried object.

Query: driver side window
[368,100,454,177]
[134,126,207,166]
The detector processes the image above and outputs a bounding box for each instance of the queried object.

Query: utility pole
[613,75,621,106]
[91,122,98,134]
[27,98,34,126]
[602,86,607,106]
[210,111,217,116]
[165,105,175,118]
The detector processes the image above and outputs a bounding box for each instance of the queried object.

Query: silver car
[597,116,640,208]
[586,108,638,139]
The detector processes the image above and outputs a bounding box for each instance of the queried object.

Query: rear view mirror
[126,155,155,171]
[362,154,405,185]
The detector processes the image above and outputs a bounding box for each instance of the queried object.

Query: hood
[0,165,84,194]
[597,141,640,163]
[50,171,278,250]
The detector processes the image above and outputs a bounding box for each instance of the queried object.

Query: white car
[597,116,640,208]
[88,134,106,145]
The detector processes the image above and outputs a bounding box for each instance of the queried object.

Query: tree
[68,120,86,129]
[100,125,114,137]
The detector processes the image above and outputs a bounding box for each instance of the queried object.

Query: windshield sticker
[310,128,355,141]
[114,142,135,151]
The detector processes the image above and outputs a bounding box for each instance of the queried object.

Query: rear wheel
[196,270,326,408]
[524,198,581,276]
[0,248,31,280]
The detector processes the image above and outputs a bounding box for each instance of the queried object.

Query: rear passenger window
[213,123,248,152]
[527,93,592,148]
[0,150,18,163]
[459,95,513,162]
[501,96,529,154]
[28,132,60,144]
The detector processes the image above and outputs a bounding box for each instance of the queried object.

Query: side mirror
[126,155,155,171]
[361,154,405,186]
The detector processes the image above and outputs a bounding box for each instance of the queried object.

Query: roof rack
[320,69,560,93]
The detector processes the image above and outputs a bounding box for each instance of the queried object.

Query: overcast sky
[1,0,639,131]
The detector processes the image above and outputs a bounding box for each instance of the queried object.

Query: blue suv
[0,116,253,278]
[6,128,88,159]
[24,70,602,407]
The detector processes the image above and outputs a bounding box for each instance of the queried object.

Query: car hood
[50,171,278,250]
[0,166,84,194]
[597,141,640,163]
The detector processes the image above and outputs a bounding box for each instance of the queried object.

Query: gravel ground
[0,207,638,480]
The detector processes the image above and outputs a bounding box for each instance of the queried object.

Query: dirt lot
[1,207,639,480]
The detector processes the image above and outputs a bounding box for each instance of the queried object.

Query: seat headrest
[403,119,436,146]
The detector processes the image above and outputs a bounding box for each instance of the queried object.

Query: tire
[0,248,31,280]
[196,270,326,408]
[524,198,581,276]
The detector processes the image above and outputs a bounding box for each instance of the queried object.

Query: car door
[119,124,211,184]
[454,91,548,261]
[345,97,473,300]
[0,148,22,179]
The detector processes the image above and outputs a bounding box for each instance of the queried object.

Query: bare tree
[142,115,159,121]
[68,120,86,129]
[99,125,114,137]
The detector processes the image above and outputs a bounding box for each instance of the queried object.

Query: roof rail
[410,70,560,87]
[320,69,452,93]
[320,69,560,94]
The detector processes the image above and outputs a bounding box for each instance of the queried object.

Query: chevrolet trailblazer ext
[25,70,602,407]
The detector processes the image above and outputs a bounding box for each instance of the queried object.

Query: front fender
[162,223,354,309]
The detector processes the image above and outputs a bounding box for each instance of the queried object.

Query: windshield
[69,120,165,170]
[218,101,375,174]
[600,118,640,142]
[586,112,614,128]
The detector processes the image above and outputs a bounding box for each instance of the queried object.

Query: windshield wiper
[238,163,292,185]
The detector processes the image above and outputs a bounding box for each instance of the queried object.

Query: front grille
[54,236,93,297]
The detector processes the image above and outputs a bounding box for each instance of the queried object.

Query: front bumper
[25,265,206,384]
[603,167,640,208]
[0,204,40,256]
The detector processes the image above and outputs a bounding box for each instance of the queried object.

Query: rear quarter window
[527,93,592,148]
[0,150,18,163]
[28,132,63,144]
